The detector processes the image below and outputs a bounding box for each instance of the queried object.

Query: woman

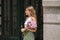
[21,6,37,40]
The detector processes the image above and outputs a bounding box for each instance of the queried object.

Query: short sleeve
[30,20,37,28]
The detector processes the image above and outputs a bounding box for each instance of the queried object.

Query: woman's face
[25,8,31,16]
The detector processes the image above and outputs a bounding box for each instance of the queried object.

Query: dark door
[0,0,43,40]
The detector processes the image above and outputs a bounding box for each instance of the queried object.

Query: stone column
[43,0,60,40]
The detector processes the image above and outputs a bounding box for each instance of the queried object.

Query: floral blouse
[24,17,37,28]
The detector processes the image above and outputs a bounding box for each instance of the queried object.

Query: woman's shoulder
[31,17,36,21]
[27,17,36,21]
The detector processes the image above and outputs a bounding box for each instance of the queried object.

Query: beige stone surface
[44,24,60,40]
[43,0,60,1]
[42,0,60,6]
[43,1,60,40]
[43,7,60,23]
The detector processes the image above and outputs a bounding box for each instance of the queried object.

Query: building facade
[0,0,60,40]
[43,0,60,40]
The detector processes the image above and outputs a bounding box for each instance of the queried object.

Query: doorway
[0,0,43,40]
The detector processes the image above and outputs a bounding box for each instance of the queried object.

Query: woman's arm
[21,28,27,32]
[27,27,37,32]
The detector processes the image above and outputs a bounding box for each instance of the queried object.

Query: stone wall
[43,0,60,40]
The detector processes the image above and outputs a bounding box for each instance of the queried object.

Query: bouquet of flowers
[22,21,37,36]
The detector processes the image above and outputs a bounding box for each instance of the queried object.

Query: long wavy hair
[26,6,37,21]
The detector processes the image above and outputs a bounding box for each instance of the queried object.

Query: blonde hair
[26,6,37,20]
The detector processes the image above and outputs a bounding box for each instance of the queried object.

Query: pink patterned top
[24,17,37,28]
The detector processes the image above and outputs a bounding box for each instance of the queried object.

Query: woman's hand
[21,28,26,32]
[21,28,25,32]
